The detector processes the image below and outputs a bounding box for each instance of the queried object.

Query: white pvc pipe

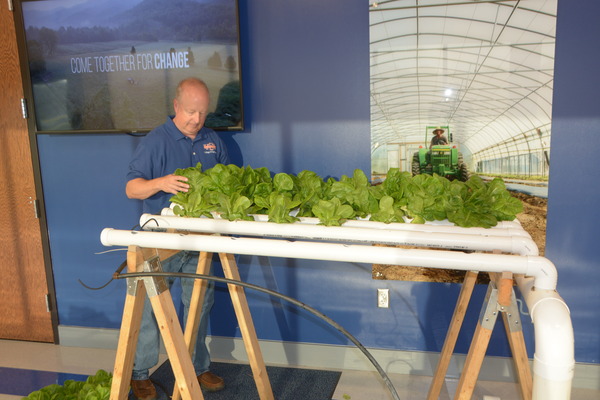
[101,228,555,290]
[342,218,528,236]
[515,276,574,400]
[140,214,538,256]
[159,208,532,239]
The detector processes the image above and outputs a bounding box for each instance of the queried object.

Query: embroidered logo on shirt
[203,142,217,153]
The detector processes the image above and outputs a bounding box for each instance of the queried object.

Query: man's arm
[126,175,189,200]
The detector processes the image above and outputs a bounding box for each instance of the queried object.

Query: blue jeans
[131,251,215,380]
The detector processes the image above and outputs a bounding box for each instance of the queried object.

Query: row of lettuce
[169,163,523,228]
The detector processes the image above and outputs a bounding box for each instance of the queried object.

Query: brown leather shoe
[198,371,225,392]
[131,379,157,400]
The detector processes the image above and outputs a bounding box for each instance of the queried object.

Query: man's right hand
[160,174,190,195]
[126,174,189,200]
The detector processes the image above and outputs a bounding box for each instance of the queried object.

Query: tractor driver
[430,127,448,148]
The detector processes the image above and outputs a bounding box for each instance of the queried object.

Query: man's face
[173,84,210,138]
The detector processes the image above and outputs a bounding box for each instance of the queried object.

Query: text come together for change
[70,50,190,73]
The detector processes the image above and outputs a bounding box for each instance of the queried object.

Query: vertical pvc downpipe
[515,275,575,400]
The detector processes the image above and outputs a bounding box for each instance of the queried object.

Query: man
[126,77,229,399]
[429,127,448,148]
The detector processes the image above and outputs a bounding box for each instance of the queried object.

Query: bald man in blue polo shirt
[126,77,229,399]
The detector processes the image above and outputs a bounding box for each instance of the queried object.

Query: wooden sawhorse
[427,271,533,400]
[109,245,274,400]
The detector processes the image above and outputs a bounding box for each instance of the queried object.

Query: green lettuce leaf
[312,198,355,226]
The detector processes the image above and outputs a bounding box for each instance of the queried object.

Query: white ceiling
[369,0,557,161]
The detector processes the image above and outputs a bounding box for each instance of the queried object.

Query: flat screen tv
[14,0,244,133]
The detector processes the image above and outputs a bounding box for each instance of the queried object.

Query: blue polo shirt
[127,116,230,214]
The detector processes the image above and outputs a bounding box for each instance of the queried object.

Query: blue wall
[544,0,600,364]
[35,0,597,365]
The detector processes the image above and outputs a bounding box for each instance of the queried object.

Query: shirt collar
[165,116,206,142]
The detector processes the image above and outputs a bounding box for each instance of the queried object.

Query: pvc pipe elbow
[526,256,558,290]
[511,235,539,256]
[532,297,575,383]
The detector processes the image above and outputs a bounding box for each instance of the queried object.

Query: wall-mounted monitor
[15,0,244,133]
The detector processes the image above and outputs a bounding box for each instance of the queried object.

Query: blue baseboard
[0,367,89,397]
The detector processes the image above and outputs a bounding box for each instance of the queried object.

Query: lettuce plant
[370,195,406,223]
[330,169,379,218]
[312,198,355,226]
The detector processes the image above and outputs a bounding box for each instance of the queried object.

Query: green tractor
[411,126,470,182]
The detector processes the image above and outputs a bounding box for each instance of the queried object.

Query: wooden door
[0,2,56,342]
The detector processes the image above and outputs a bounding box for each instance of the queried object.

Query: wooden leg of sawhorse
[172,252,213,400]
[454,318,494,399]
[494,272,532,400]
[174,252,274,400]
[502,299,533,400]
[110,279,146,400]
[427,271,479,400]
[454,272,532,400]
[220,253,275,400]
[110,246,203,400]
[151,287,204,399]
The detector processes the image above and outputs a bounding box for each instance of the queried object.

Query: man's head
[433,128,445,136]
[173,78,211,139]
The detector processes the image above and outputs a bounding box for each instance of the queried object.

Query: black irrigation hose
[116,271,401,400]
[78,260,128,290]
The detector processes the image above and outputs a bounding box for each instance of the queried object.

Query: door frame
[5,0,60,343]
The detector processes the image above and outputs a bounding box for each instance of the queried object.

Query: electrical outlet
[377,289,389,308]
